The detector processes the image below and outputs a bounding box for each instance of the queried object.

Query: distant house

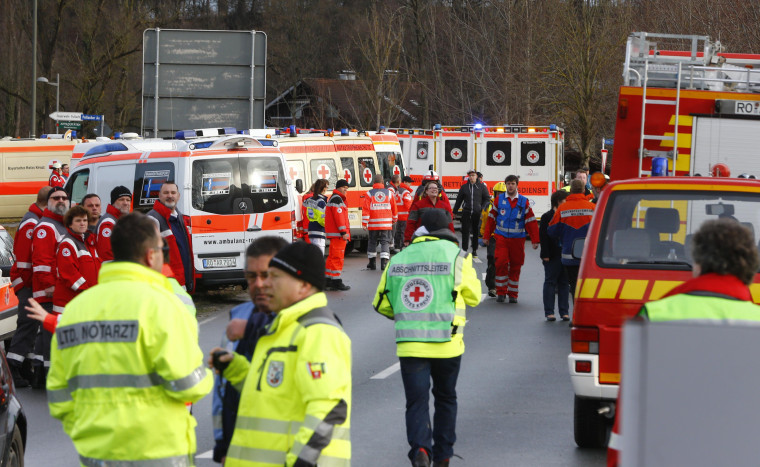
[266,73,423,131]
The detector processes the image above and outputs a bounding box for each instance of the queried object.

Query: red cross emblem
[393,165,401,175]
[417,148,427,158]
[526,150,539,163]
[288,166,299,180]
[409,286,425,302]
[450,148,462,160]
[493,150,506,164]
[317,164,331,179]
[343,168,352,184]
[363,168,373,183]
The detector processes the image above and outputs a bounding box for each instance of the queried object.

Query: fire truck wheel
[573,395,610,449]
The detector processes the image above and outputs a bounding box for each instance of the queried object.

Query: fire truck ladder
[626,33,714,177]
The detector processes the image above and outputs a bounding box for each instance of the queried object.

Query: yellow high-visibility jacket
[47,261,212,467]
[223,292,352,467]
[372,235,482,358]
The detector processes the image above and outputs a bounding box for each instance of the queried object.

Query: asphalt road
[16,240,607,466]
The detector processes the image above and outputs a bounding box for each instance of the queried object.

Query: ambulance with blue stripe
[65,128,297,289]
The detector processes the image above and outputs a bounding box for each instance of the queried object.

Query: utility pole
[30,0,38,138]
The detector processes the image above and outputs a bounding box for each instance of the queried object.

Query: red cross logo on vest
[493,150,506,164]
[317,164,331,179]
[343,168,352,184]
[450,148,462,160]
[401,277,434,310]
[288,166,299,180]
[363,167,373,184]
[526,150,540,163]
[393,165,401,176]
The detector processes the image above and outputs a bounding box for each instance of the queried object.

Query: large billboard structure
[142,29,266,138]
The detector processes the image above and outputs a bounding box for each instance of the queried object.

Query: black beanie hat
[47,186,66,200]
[269,242,326,291]
[420,209,450,233]
[335,179,349,189]
[111,185,132,205]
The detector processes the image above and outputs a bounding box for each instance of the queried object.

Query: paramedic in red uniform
[483,175,539,304]
[48,162,65,188]
[147,182,194,292]
[324,179,351,291]
[548,179,595,301]
[52,205,101,314]
[405,180,454,245]
[363,174,397,271]
[95,186,132,262]
[392,175,414,253]
[7,185,51,387]
[30,186,69,387]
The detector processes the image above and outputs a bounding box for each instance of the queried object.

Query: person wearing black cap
[373,209,482,467]
[209,242,352,466]
[453,170,490,257]
[325,179,351,291]
[95,185,132,262]
[29,185,70,387]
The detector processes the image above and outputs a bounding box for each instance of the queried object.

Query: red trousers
[494,235,526,298]
[326,238,347,278]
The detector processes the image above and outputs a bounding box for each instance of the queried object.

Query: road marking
[481,272,486,280]
[196,450,213,459]
[481,294,488,302]
[198,313,222,326]
[371,362,400,379]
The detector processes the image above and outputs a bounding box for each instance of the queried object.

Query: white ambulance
[65,129,297,288]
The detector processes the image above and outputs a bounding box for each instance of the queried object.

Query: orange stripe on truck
[0,181,49,196]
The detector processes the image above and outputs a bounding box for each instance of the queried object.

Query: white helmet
[422,170,439,181]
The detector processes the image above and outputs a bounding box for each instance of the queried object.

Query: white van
[66,131,297,288]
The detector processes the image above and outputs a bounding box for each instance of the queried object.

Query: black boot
[31,365,47,390]
[324,278,335,291]
[9,362,30,388]
[333,279,351,291]
[367,258,377,270]
[381,258,388,270]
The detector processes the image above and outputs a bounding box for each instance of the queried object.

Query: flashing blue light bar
[175,130,197,140]
[474,123,483,130]
[289,125,297,137]
[223,127,236,135]
[434,124,442,130]
[379,126,386,132]
[340,128,349,136]
[189,141,213,150]
[550,124,557,131]
[114,131,123,139]
[83,142,129,158]
[651,157,669,177]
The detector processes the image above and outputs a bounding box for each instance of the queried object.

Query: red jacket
[325,190,350,240]
[300,192,313,241]
[31,209,67,303]
[49,172,65,188]
[484,193,540,244]
[10,204,43,291]
[362,183,397,230]
[147,201,193,289]
[395,183,413,222]
[404,195,454,242]
[53,229,100,313]
[95,204,124,262]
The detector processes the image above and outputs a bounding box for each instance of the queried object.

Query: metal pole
[154,28,160,138]
[30,0,38,137]
[56,73,60,134]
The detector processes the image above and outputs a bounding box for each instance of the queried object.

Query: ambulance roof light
[83,142,129,158]
[550,124,557,131]
[114,132,123,139]
[175,130,197,140]
[379,126,385,132]
[474,123,483,130]
[289,125,297,137]
[340,128,349,136]
[434,124,442,130]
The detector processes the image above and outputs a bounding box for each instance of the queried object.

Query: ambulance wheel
[573,396,609,448]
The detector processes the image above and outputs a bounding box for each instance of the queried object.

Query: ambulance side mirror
[295,179,304,194]
[572,237,586,260]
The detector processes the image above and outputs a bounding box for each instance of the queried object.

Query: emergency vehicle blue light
[379,126,386,132]
[289,125,297,137]
[340,128,349,136]
[83,142,129,158]
[238,129,248,135]
[258,139,276,146]
[327,128,333,134]
[114,131,123,139]
[40,134,48,138]
[223,127,237,135]
[70,131,77,138]
[189,141,213,150]
[651,157,669,177]
[474,123,483,130]
[434,124,442,130]
[175,130,197,140]
[550,124,557,131]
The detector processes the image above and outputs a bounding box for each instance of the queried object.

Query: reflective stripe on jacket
[53,230,100,313]
[373,235,482,358]
[325,191,350,240]
[395,184,413,221]
[32,209,67,303]
[47,261,212,465]
[304,193,327,239]
[547,193,595,266]
[223,293,352,467]
[484,194,539,243]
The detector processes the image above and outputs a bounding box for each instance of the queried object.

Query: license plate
[203,257,236,269]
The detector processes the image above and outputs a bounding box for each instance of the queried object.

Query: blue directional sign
[81,114,103,121]
[604,138,614,146]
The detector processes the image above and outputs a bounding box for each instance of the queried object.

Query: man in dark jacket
[147,182,193,291]
[453,170,490,256]
[539,190,570,321]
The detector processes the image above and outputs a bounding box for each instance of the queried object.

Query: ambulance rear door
[435,128,474,205]
[514,133,552,215]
